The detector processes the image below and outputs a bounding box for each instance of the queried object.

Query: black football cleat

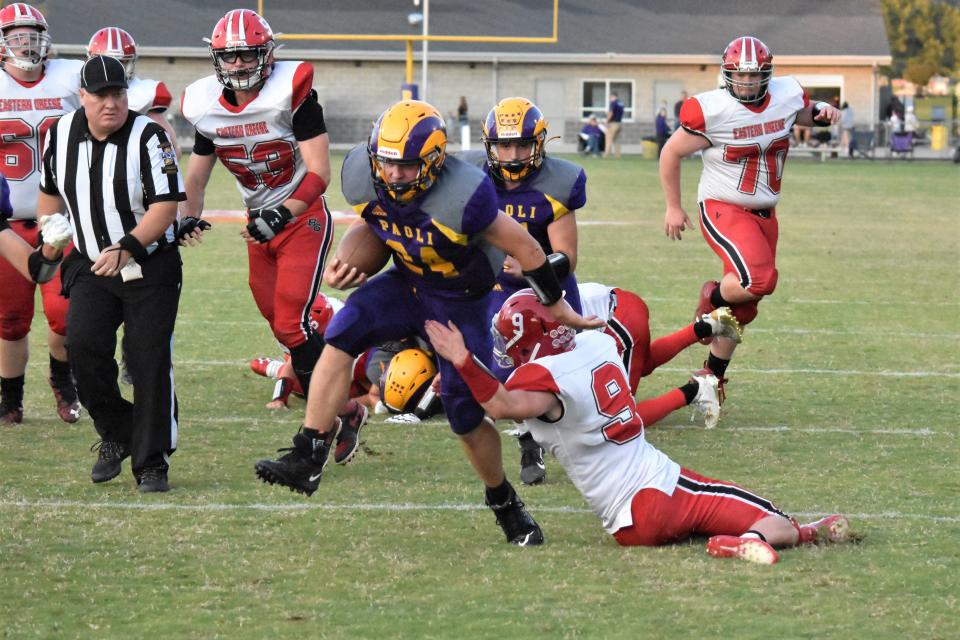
[487,488,545,546]
[255,427,338,497]
[137,467,170,493]
[334,400,369,465]
[518,432,546,485]
[90,440,128,483]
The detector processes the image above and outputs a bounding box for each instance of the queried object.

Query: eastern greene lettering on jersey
[0,59,83,219]
[181,61,315,210]
[681,76,808,210]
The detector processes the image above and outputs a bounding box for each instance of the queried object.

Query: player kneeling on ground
[425,289,854,563]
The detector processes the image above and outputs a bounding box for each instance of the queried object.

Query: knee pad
[732,301,760,326]
[0,314,32,341]
[748,267,779,297]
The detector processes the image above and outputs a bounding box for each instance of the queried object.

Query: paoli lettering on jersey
[0,97,64,112]
[377,219,435,245]
[215,121,270,138]
[733,118,786,140]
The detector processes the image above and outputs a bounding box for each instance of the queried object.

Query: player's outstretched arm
[425,319,558,421]
[659,128,709,241]
[181,152,216,219]
[483,213,603,330]
[795,101,841,127]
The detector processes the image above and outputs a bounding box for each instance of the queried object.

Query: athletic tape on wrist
[456,353,500,403]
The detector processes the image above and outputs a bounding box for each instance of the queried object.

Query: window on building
[581,80,634,121]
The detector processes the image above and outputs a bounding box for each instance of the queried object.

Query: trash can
[642,139,658,159]
[930,125,947,151]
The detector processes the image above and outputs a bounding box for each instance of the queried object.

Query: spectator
[840,102,855,157]
[580,116,603,156]
[456,96,469,127]
[604,93,624,158]
[793,123,811,147]
[655,107,671,158]
[904,105,919,134]
[673,90,687,128]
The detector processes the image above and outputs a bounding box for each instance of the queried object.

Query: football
[333,219,391,276]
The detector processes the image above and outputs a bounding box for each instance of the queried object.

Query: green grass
[1,155,958,639]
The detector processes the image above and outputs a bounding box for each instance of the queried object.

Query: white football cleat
[690,373,721,429]
[386,412,421,424]
[700,307,743,344]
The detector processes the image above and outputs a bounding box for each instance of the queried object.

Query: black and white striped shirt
[40,108,185,260]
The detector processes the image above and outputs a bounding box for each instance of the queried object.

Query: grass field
[1,153,958,639]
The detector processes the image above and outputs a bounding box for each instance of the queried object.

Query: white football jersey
[127,76,172,115]
[505,331,680,533]
[0,59,82,219]
[682,77,808,210]
[577,282,615,322]
[181,61,314,210]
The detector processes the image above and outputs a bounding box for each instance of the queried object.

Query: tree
[882,0,960,85]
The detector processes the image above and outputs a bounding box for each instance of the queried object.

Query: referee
[38,56,185,493]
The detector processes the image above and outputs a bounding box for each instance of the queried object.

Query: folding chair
[890,131,914,159]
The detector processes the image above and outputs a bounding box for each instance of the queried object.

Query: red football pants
[603,289,698,394]
[247,198,333,349]
[613,468,788,546]
[0,220,71,340]
[698,200,779,298]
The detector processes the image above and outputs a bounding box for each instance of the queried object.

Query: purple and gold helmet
[482,97,548,183]
[368,100,447,204]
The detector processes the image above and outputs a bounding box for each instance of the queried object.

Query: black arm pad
[547,252,571,279]
[118,233,149,261]
[522,258,564,306]
[28,250,61,284]
[0,217,9,232]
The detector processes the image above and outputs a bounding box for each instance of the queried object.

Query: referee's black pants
[63,248,182,478]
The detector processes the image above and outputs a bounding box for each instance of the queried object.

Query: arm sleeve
[504,363,560,394]
[460,177,499,236]
[140,124,187,205]
[192,130,215,156]
[566,169,587,211]
[39,124,60,196]
[149,81,172,113]
[679,98,707,136]
[292,90,327,141]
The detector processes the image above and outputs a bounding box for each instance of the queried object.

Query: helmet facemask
[210,41,275,91]
[483,133,547,183]
[368,149,443,205]
[1,27,50,72]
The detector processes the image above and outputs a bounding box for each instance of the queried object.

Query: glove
[247,205,293,243]
[176,216,211,241]
[38,213,73,249]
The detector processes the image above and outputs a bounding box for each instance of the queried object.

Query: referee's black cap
[81,55,128,93]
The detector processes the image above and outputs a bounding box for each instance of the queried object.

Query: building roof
[48,0,891,63]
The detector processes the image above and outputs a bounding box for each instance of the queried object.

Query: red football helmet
[205,9,278,90]
[0,3,50,72]
[87,27,138,80]
[721,36,773,104]
[492,289,576,368]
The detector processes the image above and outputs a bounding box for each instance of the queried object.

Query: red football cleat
[250,357,284,379]
[49,376,81,424]
[707,535,779,565]
[695,280,720,345]
[0,402,23,426]
[798,514,851,545]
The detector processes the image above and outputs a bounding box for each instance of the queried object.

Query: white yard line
[170,359,960,378]
[190,415,947,436]
[0,499,955,523]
